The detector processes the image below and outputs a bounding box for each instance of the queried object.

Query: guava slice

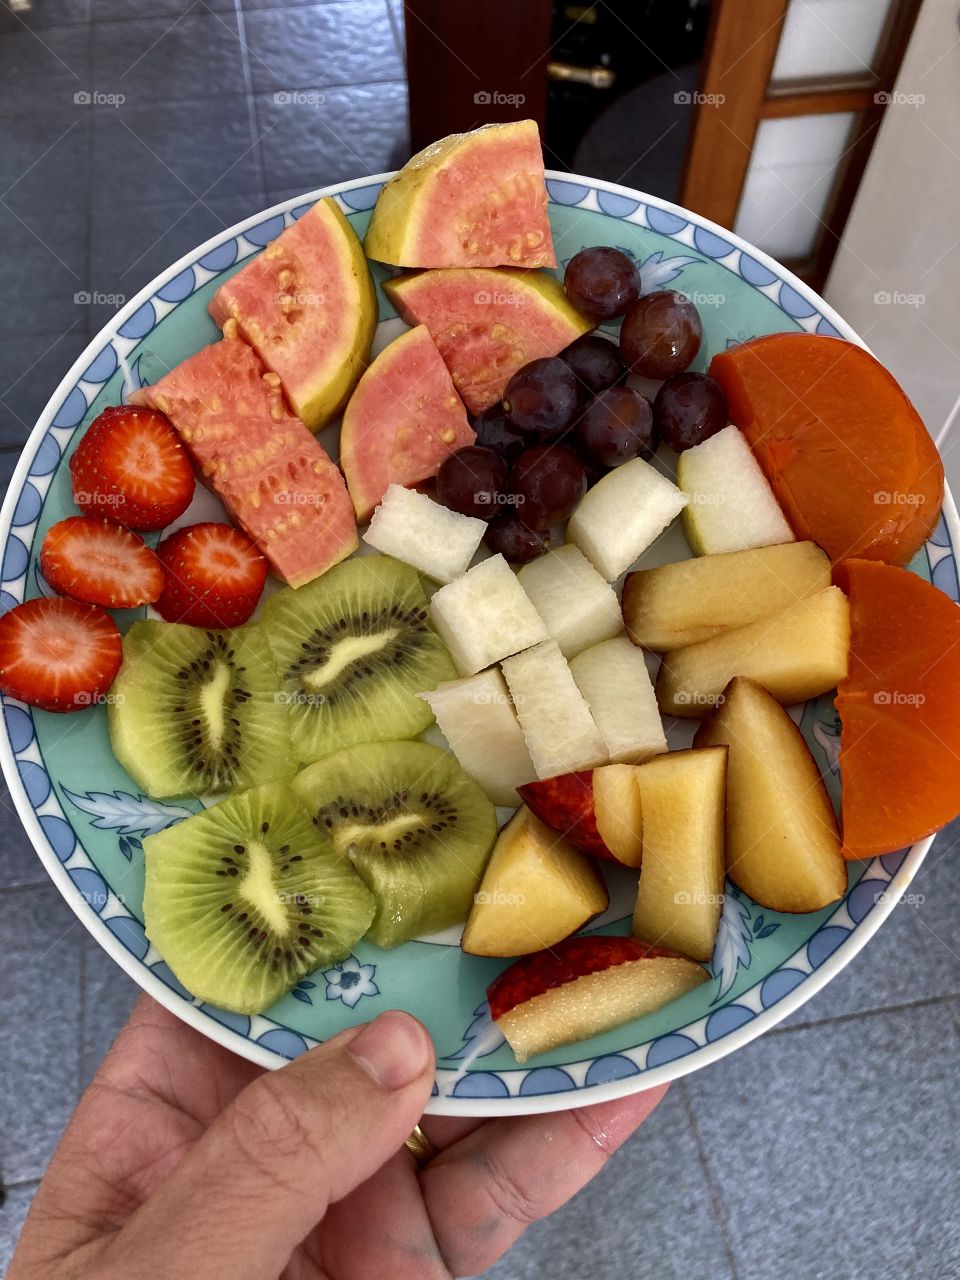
[209,198,376,432]
[364,120,556,269]
[340,325,475,522]
[384,268,593,414]
[133,339,358,587]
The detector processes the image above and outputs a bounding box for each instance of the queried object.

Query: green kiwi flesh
[293,739,497,947]
[143,781,376,1013]
[261,556,457,764]
[109,620,294,800]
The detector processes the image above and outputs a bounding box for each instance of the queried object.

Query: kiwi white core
[198,661,231,752]
[301,629,400,692]
[238,841,290,935]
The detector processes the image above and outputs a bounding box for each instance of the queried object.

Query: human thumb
[105,1011,434,1278]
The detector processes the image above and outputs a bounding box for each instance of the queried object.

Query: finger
[420,1084,668,1276]
[101,1011,435,1280]
[320,1151,451,1280]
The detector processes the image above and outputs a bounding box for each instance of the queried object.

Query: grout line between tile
[767,990,960,1036]
[678,1079,742,1280]
[76,929,88,1104]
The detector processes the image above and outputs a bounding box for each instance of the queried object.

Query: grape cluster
[434,246,728,563]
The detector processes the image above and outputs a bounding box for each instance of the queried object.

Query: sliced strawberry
[70,405,195,531]
[155,522,267,627]
[0,598,122,713]
[40,516,164,609]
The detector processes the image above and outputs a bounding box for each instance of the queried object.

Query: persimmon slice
[835,559,960,857]
[710,334,943,566]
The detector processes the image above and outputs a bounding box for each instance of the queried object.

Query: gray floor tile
[0,25,90,115]
[0,777,57,890]
[91,95,262,209]
[1,0,88,30]
[0,326,90,445]
[257,79,408,194]
[91,0,233,18]
[0,107,90,218]
[0,204,88,339]
[79,930,139,1091]
[88,194,244,326]
[687,1002,960,1280]
[0,884,82,1184]
[92,11,246,107]
[483,1087,735,1280]
[244,1,402,95]
[0,1182,38,1276]
[781,826,960,1030]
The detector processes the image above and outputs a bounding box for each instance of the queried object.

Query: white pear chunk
[566,456,688,580]
[363,484,485,583]
[569,635,667,763]
[501,640,608,778]
[418,668,536,805]
[677,425,794,555]
[430,554,548,675]
[517,545,623,658]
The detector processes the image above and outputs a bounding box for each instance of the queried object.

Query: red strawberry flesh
[155,521,267,628]
[40,516,164,608]
[0,597,122,713]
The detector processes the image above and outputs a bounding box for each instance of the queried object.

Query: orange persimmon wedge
[710,334,943,566]
[834,558,960,857]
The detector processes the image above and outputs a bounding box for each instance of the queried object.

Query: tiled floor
[2,3,960,1277]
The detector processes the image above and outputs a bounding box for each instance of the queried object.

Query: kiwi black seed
[143,781,375,1013]
[109,619,295,800]
[293,739,497,947]
[261,555,457,764]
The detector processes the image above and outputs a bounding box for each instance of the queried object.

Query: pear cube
[569,635,667,763]
[363,484,485,583]
[566,457,688,580]
[517,545,622,658]
[501,640,608,778]
[430,554,548,675]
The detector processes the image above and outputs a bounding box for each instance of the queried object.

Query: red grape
[620,290,702,378]
[576,387,655,467]
[564,247,640,320]
[503,357,580,436]
[561,334,627,395]
[484,514,549,564]
[471,405,526,465]
[654,372,728,452]
[437,446,511,521]
[511,444,587,531]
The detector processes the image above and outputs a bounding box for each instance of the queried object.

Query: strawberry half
[0,597,122,713]
[41,516,164,609]
[155,522,267,627]
[70,405,195,531]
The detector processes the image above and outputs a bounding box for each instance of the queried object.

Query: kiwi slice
[293,740,498,948]
[261,556,457,765]
[109,619,294,800]
[143,781,375,1013]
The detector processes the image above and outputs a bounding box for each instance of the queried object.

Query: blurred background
[1,1,958,1275]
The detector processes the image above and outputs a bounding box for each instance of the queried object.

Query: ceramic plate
[1,171,955,1115]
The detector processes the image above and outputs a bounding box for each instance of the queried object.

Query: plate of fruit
[1,121,956,1115]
